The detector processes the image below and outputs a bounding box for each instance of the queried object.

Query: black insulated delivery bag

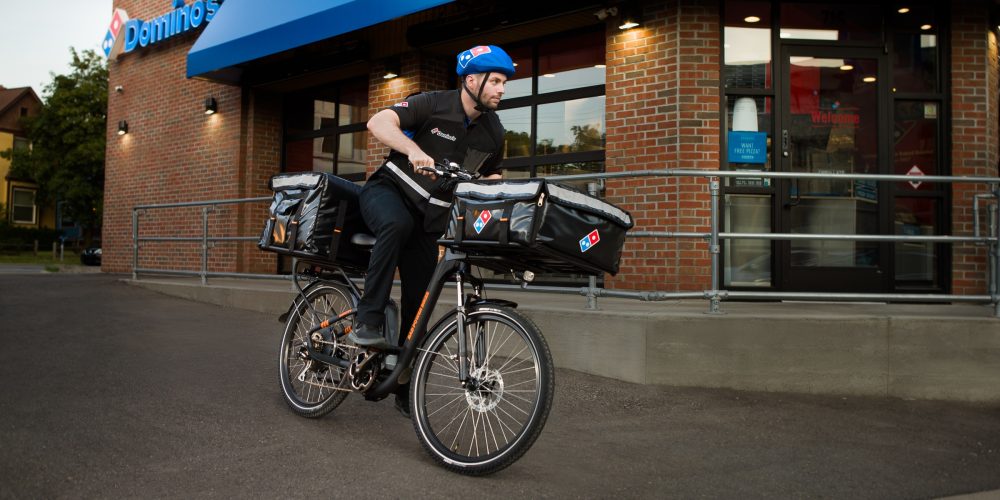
[258,172,370,270]
[444,179,634,275]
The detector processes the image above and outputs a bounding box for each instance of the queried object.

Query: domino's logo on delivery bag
[473,210,492,234]
[578,229,600,252]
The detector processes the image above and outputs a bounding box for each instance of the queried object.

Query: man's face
[467,73,507,109]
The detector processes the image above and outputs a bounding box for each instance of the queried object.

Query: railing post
[201,206,210,285]
[993,185,999,318]
[707,178,723,314]
[586,181,600,310]
[132,209,139,280]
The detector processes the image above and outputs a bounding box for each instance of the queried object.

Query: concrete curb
[125,277,1000,403]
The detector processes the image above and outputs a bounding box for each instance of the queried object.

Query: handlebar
[415,161,479,181]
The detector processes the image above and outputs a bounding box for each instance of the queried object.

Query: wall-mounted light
[114,85,124,93]
[117,120,128,135]
[618,3,640,30]
[383,58,400,80]
[204,96,217,115]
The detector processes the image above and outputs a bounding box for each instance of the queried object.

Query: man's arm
[367,109,435,176]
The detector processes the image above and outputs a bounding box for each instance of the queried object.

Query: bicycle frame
[362,247,480,401]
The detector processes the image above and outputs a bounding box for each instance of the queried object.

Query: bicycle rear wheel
[278,281,356,418]
[411,305,554,475]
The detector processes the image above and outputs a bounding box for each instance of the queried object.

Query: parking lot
[1,272,998,498]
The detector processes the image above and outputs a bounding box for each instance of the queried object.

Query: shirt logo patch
[473,210,493,234]
[393,101,409,108]
[579,229,600,252]
[430,127,457,142]
[458,45,493,69]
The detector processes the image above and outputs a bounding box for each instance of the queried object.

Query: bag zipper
[537,192,545,207]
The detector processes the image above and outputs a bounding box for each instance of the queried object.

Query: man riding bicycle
[347,45,515,416]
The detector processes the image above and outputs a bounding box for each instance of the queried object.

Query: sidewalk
[125,274,1000,403]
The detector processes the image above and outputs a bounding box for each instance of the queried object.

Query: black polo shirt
[371,89,505,232]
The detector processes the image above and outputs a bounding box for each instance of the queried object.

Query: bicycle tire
[278,281,357,418]
[411,305,554,475]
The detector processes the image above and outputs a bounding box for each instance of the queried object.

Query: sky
[0,1,113,94]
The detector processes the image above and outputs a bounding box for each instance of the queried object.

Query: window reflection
[725,195,772,287]
[724,1,771,89]
[503,45,533,99]
[339,79,368,126]
[538,31,605,94]
[780,3,880,43]
[893,100,938,192]
[283,78,369,180]
[894,197,937,285]
[536,96,605,155]
[337,132,367,180]
[497,107,532,157]
[536,162,604,192]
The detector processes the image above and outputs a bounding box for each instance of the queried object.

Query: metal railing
[131,169,1000,317]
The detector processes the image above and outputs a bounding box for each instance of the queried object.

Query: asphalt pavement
[1,272,999,498]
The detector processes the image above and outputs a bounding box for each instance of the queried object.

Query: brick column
[239,89,283,274]
[950,1,998,295]
[604,0,720,291]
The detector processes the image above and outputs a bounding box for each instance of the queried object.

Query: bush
[0,221,61,248]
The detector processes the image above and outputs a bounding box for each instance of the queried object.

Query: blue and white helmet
[456,45,515,78]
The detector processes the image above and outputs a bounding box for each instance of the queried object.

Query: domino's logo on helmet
[456,45,516,77]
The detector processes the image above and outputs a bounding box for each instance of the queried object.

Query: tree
[2,48,107,244]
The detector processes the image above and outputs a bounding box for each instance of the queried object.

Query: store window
[283,78,368,181]
[892,4,939,93]
[11,187,36,225]
[724,0,771,90]
[779,3,880,43]
[723,2,775,287]
[496,29,605,188]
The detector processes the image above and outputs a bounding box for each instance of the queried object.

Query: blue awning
[187,0,453,80]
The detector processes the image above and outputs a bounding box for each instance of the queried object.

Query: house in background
[0,85,47,228]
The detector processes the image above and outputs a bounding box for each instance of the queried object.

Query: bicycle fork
[454,272,489,390]
[455,273,472,387]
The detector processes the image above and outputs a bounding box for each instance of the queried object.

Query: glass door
[777,46,889,291]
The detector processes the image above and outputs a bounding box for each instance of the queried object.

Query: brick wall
[950,1,997,295]
[366,53,451,173]
[605,0,720,291]
[104,0,244,274]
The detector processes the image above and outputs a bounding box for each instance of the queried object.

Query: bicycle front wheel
[278,281,356,418]
[411,305,554,475]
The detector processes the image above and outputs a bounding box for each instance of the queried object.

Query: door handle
[781,129,789,157]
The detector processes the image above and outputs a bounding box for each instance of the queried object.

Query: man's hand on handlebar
[409,151,436,178]
[414,161,480,182]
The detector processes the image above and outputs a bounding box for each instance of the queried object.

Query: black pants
[356,178,438,344]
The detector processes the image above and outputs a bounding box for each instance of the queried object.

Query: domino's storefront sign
[103,0,221,60]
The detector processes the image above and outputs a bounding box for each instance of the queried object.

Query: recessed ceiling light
[542,74,555,78]
[920,24,932,30]
[863,76,877,83]
[898,7,910,14]
[840,65,854,71]
[594,64,606,68]
[744,16,760,23]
